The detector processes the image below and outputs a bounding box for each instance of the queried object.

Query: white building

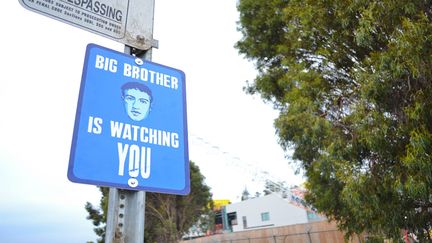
[222,193,324,232]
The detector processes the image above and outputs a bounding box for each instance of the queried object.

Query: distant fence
[181,221,364,243]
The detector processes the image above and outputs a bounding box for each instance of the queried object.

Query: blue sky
[0,203,91,243]
[1,1,304,242]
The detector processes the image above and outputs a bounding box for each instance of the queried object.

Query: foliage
[144,162,214,242]
[85,161,213,243]
[241,187,250,200]
[236,0,432,241]
[85,187,109,243]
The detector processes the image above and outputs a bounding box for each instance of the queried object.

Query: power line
[189,133,294,188]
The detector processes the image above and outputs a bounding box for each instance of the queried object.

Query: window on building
[307,211,322,222]
[261,212,270,221]
[242,216,247,229]
[214,211,223,225]
[227,212,237,226]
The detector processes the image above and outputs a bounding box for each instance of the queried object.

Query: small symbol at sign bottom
[128,178,138,188]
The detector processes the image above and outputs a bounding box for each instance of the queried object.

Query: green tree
[85,161,213,243]
[85,187,109,242]
[236,0,432,241]
[241,187,250,201]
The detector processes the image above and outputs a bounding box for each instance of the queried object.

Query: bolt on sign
[68,44,190,195]
[18,0,157,50]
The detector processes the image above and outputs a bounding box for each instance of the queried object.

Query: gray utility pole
[105,187,146,243]
[105,47,154,243]
[105,2,157,242]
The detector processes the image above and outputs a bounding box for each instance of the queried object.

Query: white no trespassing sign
[18,0,157,50]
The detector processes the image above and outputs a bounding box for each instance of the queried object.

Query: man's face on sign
[123,88,151,121]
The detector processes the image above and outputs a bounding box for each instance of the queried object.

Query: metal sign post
[104,46,151,243]
[105,188,146,243]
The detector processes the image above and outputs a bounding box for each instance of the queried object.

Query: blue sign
[68,43,189,195]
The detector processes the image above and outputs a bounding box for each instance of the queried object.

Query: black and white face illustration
[121,82,153,121]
